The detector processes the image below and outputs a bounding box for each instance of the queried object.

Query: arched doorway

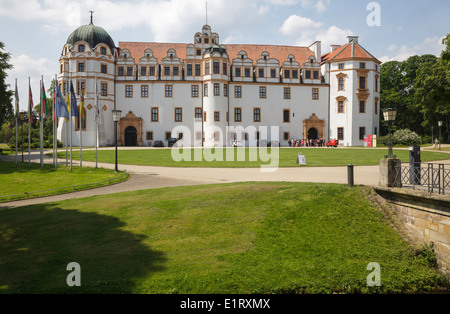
[125,126,138,146]
[308,128,319,140]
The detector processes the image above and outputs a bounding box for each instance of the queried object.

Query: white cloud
[379,36,445,63]
[280,14,352,50]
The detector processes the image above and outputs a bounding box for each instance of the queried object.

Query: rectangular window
[359,100,366,113]
[235,67,241,77]
[196,49,201,56]
[127,67,133,76]
[166,132,172,140]
[338,101,344,113]
[173,66,179,76]
[78,62,85,72]
[195,108,202,121]
[149,66,155,76]
[271,69,276,78]
[205,62,210,75]
[313,88,319,100]
[77,80,85,96]
[284,132,290,141]
[375,99,379,115]
[234,108,242,122]
[359,76,366,89]
[141,66,147,76]
[305,70,311,79]
[146,132,153,141]
[203,112,207,122]
[313,71,319,80]
[338,77,344,91]
[214,83,220,96]
[224,84,228,97]
[125,85,133,98]
[259,68,264,78]
[253,108,261,122]
[235,86,242,98]
[187,64,193,76]
[78,45,85,53]
[292,70,298,79]
[283,109,290,123]
[284,87,291,100]
[284,69,290,79]
[192,85,199,97]
[214,62,220,74]
[118,67,124,76]
[100,47,107,55]
[141,85,148,98]
[338,128,344,141]
[101,82,107,97]
[259,86,266,99]
[360,62,366,69]
[245,68,251,77]
[204,84,208,97]
[359,127,366,140]
[101,64,107,74]
[165,85,173,97]
[338,63,344,70]
[223,63,227,75]
[214,111,220,122]
[175,108,183,122]
[151,107,159,122]
[164,67,170,76]
[195,64,201,76]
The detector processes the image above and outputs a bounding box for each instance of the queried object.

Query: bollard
[348,164,354,188]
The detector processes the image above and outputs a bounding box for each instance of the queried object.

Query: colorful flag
[69,80,80,117]
[28,83,34,123]
[15,80,19,118]
[41,82,48,118]
[56,84,69,119]
[80,88,85,119]
[66,90,70,122]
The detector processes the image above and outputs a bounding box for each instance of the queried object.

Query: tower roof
[66,22,115,53]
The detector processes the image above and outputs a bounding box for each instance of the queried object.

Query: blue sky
[1,0,448,111]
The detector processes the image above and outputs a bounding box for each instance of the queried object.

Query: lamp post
[19,112,26,163]
[438,121,443,151]
[112,109,122,172]
[383,108,397,159]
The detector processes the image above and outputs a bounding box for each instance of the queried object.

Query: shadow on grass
[0,203,166,294]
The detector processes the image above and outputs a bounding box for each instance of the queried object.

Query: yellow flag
[66,91,70,122]
[80,88,85,119]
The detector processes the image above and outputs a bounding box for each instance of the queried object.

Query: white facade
[58,24,380,148]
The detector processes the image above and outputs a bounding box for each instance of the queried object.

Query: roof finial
[206,1,208,25]
[90,11,94,24]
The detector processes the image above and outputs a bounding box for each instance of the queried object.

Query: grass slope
[0,182,447,294]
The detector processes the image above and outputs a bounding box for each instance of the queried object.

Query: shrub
[393,129,421,145]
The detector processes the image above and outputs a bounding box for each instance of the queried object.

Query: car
[168,138,178,147]
[327,139,339,147]
[153,140,164,147]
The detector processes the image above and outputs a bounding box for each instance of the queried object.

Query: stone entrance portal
[118,111,143,146]
[303,114,325,140]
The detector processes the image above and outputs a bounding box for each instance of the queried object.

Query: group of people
[288,138,326,147]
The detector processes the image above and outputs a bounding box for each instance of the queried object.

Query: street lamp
[383,108,397,159]
[19,112,26,163]
[438,121,443,151]
[112,109,122,172]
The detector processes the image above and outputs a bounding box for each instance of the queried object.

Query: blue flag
[70,80,80,117]
[56,84,69,119]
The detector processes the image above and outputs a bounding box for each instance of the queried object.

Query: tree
[0,42,14,127]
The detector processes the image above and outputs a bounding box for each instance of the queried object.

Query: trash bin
[409,146,421,185]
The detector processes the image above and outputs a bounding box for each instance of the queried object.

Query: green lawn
[1,182,447,294]
[56,147,449,168]
[0,162,129,202]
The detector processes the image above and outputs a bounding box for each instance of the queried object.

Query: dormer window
[79,45,85,53]
[100,47,107,55]
[204,38,209,44]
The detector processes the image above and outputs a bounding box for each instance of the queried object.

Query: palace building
[57,18,381,148]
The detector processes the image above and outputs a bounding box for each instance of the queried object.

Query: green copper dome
[66,22,115,53]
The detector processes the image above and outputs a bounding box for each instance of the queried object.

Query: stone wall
[374,187,450,280]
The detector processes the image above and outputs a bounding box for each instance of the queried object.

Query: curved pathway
[1,146,449,208]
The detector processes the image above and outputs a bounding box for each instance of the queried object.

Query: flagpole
[54,75,57,168]
[70,76,73,172]
[28,77,31,168]
[79,76,83,168]
[95,75,98,168]
[15,79,18,166]
[40,77,44,169]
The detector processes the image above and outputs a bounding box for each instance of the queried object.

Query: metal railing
[394,162,450,195]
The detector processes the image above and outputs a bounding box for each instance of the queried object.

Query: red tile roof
[119,42,314,65]
[321,41,380,63]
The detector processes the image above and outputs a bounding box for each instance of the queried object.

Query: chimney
[309,41,322,63]
[330,45,340,52]
[347,36,359,44]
